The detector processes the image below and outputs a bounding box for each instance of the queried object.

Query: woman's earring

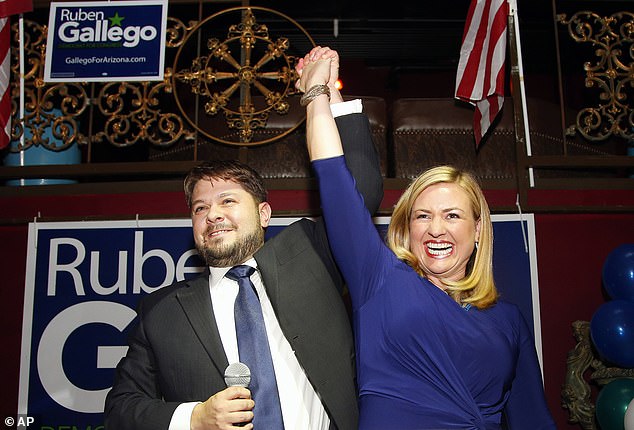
[475,241,479,250]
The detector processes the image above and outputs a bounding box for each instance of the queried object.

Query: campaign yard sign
[18,219,204,429]
[44,0,168,82]
[18,215,541,428]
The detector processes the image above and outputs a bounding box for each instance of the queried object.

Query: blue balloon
[591,300,634,368]
[603,244,634,301]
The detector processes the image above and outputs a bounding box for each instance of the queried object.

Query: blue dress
[313,157,555,430]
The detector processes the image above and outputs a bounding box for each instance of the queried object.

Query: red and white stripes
[455,0,509,147]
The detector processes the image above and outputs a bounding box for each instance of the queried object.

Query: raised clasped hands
[296,46,342,102]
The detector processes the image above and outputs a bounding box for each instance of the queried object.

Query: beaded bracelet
[300,84,331,106]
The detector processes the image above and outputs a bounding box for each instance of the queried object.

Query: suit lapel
[254,240,306,356]
[255,248,281,309]
[176,272,229,377]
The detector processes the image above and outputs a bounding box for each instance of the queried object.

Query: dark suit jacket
[104,113,383,430]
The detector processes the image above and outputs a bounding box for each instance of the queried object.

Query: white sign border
[43,0,168,83]
[18,213,543,418]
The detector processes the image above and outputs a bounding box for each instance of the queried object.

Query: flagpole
[19,14,25,167]
[508,0,535,187]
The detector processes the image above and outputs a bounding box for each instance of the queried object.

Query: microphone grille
[224,362,251,388]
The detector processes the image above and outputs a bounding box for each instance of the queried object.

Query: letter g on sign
[36,301,136,413]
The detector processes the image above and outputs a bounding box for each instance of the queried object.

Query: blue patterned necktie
[226,265,285,429]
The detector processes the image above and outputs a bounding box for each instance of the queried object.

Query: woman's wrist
[300,84,330,106]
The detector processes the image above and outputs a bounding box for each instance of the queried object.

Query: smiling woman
[387,165,494,309]
[302,47,556,429]
[406,182,481,287]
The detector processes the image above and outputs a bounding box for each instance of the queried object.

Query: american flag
[0,0,33,149]
[455,0,509,147]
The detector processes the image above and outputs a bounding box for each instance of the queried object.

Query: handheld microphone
[224,362,252,427]
[224,362,251,388]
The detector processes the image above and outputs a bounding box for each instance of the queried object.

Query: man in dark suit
[104,48,382,430]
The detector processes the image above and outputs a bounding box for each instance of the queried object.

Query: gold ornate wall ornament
[557,11,634,142]
[172,6,315,146]
[8,10,311,154]
[93,71,195,148]
[93,17,197,148]
[561,320,634,429]
[10,19,88,152]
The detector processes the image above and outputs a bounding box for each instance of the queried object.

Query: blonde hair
[386,165,498,309]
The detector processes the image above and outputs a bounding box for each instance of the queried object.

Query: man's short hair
[184,160,268,208]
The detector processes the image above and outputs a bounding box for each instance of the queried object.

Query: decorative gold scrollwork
[10,19,88,152]
[93,17,196,148]
[8,10,314,153]
[166,16,198,49]
[561,321,599,429]
[93,71,194,148]
[172,6,315,146]
[558,11,634,142]
[561,320,634,429]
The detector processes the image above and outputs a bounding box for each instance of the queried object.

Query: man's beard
[196,224,265,267]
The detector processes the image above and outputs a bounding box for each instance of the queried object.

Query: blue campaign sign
[44,0,168,82]
[19,219,205,429]
[19,214,542,427]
